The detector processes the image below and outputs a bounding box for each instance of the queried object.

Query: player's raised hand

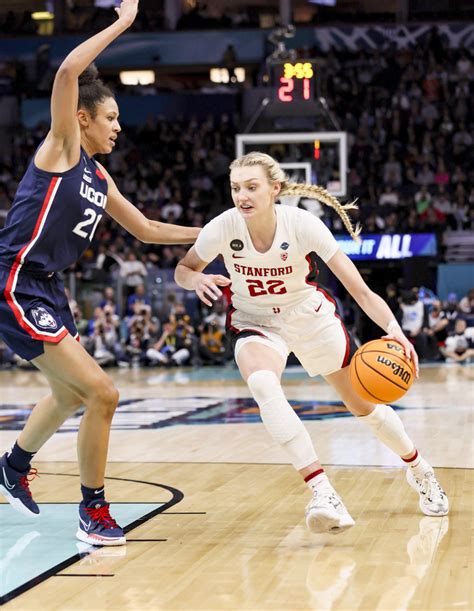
[115,0,139,27]
[191,273,231,307]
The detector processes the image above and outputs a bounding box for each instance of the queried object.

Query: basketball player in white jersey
[175,152,448,534]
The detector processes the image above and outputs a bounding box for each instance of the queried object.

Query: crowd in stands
[0,40,473,369]
[0,4,269,36]
[1,280,473,369]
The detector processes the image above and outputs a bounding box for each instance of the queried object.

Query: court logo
[30,307,58,330]
[230,239,244,251]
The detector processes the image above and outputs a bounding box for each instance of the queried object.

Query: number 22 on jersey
[246,279,287,297]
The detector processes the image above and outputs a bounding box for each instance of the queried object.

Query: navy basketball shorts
[227,292,358,377]
[0,268,78,361]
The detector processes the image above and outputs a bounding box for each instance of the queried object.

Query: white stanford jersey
[194,205,340,314]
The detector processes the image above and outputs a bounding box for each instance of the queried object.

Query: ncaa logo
[230,239,244,251]
[30,307,58,330]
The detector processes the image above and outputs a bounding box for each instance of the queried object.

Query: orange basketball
[349,339,415,403]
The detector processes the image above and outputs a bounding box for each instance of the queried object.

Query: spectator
[198,321,228,365]
[422,300,449,360]
[146,312,196,366]
[459,289,474,326]
[378,185,399,207]
[415,185,432,215]
[126,283,151,316]
[400,289,434,361]
[120,251,148,297]
[443,319,474,363]
[99,286,119,313]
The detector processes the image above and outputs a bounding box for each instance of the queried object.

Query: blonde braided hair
[230,152,362,242]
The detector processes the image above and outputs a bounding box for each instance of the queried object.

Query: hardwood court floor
[0,364,473,610]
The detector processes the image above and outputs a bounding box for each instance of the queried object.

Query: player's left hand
[382,328,419,378]
[115,0,139,27]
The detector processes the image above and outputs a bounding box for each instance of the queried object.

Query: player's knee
[337,383,374,416]
[246,370,283,405]
[52,393,82,416]
[88,378,119,417]
[344,395,374,416]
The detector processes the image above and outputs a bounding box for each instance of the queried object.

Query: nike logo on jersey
[2,467,15,490]
[232,254,245,259]
[82,160,92,183]
[314,303,322,313]
[80,182,107,209]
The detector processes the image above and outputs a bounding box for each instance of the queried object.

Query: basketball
[349,339,415,403]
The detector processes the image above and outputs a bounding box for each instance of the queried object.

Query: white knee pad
[247,370,317,470]
[359,404,414,457]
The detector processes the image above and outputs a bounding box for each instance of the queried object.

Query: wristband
[386,319,401,334]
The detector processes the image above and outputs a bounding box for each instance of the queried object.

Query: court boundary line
[0,474,184,606]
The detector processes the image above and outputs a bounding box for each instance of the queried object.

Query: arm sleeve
[296,210,340,262]
[194,216,225,263]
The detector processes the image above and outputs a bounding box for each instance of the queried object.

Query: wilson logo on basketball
[375,356,412,384]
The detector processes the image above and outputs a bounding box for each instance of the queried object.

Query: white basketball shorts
[227,291,356,377]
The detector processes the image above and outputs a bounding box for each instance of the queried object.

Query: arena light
[210,68,245,84]
[210,68,229,84]
[234,68,246,83]
[32,11,54,20]
[119,70,155,86]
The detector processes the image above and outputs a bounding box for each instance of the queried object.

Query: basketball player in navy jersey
[0,0,199,546]
[175,152,448,534]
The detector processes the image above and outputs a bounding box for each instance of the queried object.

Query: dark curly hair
[78,63,114,118]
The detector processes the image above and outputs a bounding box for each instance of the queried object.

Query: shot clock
[271,61,316,105]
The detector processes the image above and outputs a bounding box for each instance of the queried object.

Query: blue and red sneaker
[76,499,126,546]
[0,453,40,517]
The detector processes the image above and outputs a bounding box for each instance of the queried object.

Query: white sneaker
[305,484,355,535]
[406,469,449,516]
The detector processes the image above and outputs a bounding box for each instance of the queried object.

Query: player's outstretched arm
[175,248,230,307]
[327,249,419,375]
[98,162,200,244]
[49,0,138,144]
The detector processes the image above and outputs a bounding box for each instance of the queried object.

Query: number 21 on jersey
[72,208,102,241]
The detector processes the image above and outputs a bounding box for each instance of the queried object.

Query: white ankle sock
[407,454,433,479]
[306,471,329,493]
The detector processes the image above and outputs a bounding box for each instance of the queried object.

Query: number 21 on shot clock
[275,61,315,104]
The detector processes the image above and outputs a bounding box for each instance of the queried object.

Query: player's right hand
[191,273,231,307]
[115,0,139,26]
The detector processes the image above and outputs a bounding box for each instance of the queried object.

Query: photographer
[422,300,449,360]
[125,303,159,364]
[90,304,123,366]
[443,318,474,362]
[146,311,196,366]
[198,320,228,365]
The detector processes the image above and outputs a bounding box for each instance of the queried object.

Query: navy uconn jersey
[0,148,107,275]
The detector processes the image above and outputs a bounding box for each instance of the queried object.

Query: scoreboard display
[271,61,316,105]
